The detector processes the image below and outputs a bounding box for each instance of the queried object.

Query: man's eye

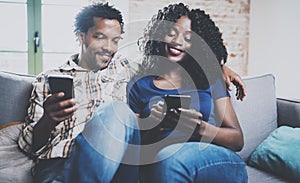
[113,38,121,44]
[94,35,105,39]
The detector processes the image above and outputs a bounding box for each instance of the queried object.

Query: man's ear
[78,32,85,44]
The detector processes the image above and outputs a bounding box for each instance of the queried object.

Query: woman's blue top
[127,75,229,142]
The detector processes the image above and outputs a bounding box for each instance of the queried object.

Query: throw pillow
[248,126,300,182]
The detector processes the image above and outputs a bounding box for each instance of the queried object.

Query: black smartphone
[164,94,191,113]
[161,94,191,129]
[47,75,74,101]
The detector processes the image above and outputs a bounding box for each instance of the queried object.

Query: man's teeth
[100,54,111,59]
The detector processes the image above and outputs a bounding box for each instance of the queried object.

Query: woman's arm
[198,97,244,151]
[177,97,244,152]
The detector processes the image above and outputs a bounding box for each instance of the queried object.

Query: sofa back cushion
[0,71,35,126]
[230,74,277,161]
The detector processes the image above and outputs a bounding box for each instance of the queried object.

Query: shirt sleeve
[18,74,48,154]
[126,77,142,116]
[211,78,230,100]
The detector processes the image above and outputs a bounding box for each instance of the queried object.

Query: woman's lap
[141,142,248,183]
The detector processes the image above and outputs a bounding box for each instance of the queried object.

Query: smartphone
[47,75,74,101]
[161,94,191,128]
[164,94,191,113]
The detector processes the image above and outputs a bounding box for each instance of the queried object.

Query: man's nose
[102,40,115,52]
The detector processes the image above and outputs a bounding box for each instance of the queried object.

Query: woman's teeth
[169,47,183,55]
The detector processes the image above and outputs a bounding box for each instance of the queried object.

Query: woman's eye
[184,37,191,42]
[167,33,175,37]
[167,30,176,37]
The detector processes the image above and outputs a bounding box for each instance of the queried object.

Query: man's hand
[32,92,77,152]
[43,92,77,123]
[222,65,247,101]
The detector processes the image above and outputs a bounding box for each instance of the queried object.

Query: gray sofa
[0,71,299,182]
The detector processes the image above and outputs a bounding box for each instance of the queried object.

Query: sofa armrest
[277,98,300,127]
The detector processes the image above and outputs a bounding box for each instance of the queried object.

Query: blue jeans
[33,101,140,183]
[140,142,248,183]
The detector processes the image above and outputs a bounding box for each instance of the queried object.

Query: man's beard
[84,51,114,71]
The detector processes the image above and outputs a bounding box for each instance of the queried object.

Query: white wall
[249,0,300,99]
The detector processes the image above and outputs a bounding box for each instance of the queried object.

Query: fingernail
[158,100,164,105]
[170,108,180,114]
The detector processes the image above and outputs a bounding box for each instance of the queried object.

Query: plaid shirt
[18,53,137,159]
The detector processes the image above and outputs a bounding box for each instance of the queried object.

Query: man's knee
[83,101,138,143]
[94,101,137,128]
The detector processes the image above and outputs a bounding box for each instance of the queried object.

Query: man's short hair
[74,2,124,35]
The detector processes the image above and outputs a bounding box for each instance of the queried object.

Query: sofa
[0,71,299,182]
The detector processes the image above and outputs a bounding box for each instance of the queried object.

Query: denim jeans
[140,142,248,183]
[33,101,140,183]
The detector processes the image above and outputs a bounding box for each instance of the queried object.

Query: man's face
[79,17,122,71]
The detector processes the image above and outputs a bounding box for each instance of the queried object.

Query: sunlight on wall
[249,0,300,99]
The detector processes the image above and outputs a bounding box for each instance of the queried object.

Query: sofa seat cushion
[0,71,34,126]
[0,124,33,183]
[248,126,300,182]
[247,166,287,183]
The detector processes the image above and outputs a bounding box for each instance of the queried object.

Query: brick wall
[125,0,249,76]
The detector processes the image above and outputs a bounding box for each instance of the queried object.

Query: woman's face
[163,16,192,63]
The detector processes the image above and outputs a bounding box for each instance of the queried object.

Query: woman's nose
[172,35,184,46]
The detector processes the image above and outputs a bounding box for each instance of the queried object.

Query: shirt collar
[58,54,86,72]
[58,53,131,73]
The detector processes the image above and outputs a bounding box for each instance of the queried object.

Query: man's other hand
[222,65,247,101]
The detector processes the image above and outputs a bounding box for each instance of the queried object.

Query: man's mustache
[95,51,114,56]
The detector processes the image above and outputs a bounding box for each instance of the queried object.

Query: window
[0,0,102,75]
[0,0,28,74]
[41,0,92,71]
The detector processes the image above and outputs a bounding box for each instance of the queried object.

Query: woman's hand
[149,101,165,123]
[166,108,203,132]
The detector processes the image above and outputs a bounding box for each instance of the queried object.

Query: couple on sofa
[2,2,248,183]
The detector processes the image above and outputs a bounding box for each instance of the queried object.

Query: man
[18,3,140,183]
[17,2,245,183]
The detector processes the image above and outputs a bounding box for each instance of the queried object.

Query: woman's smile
[166,44,185,56]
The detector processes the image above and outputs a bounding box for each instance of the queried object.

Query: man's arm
[32,92,76,152]
[18,75,76,155]
[222,65,247,101]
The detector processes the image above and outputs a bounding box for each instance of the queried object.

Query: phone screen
[161,94,191,128]
[47,75,74,100]
[164,94,191,112]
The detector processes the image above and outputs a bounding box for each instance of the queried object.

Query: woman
[127,3,248,183]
